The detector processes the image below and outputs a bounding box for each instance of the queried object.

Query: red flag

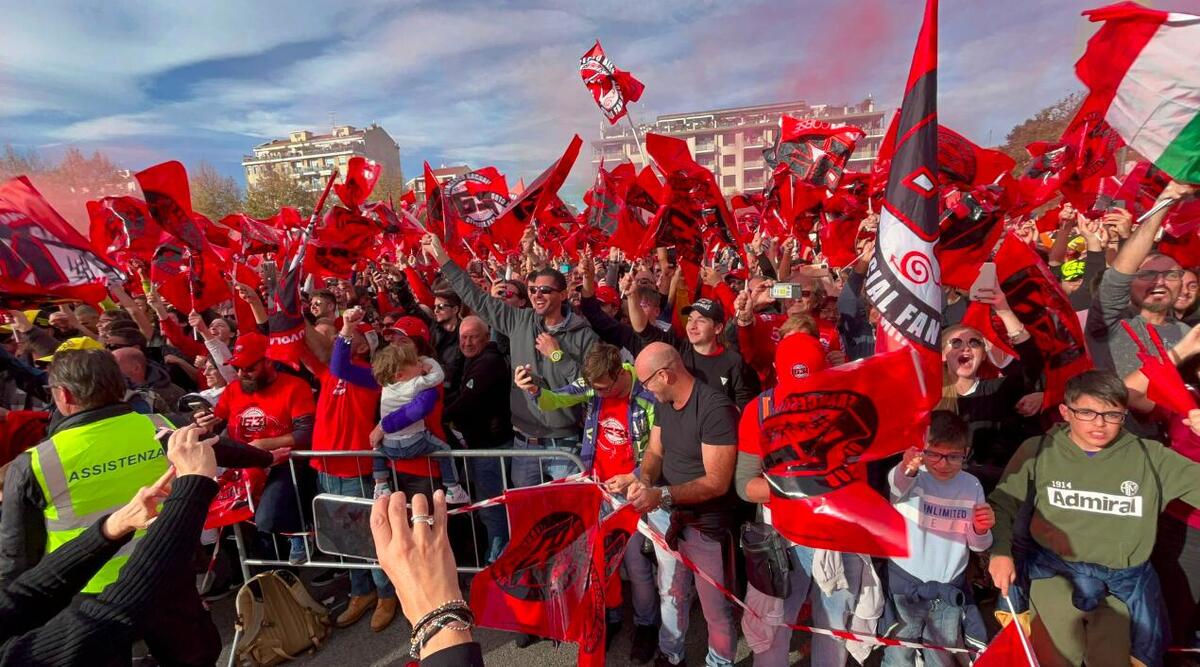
[268,206,304,230]
[0,176,120,307]
[204,467,267,530]
[993,233,1092,407]
[334,156,382,209]
[579,40,645,125]
[973,619,1038,667]
[611,166,660,256]
[817,209,862,269]
[1159,227,1200,271]
[231,260,263,334]
[224,214,283,256]
[135,161,207,250]
[445,167,513,249]
[150,242,229,312]
[645,133,743,256]
[864,0,943,405]
[267,238,308,367]
[937,126,1016,187]
[935,188,1005,291]
[471,484,607,662]
[762,349,928,557]
[764,116,865,194]
[86,196,165,265]
[303,206,380,280]
[493,136,583,250]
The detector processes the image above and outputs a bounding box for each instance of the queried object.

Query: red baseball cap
[227,332,269,369]
[774,332,828,393]
[391,316,429,343]
[594,286,620,308]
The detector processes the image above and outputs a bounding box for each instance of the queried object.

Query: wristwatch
[549,349,564,363]
[659,486,674,511]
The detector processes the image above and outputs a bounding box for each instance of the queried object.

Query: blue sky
[0,0,1185,203]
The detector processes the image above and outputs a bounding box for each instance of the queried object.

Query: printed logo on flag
[447,172,510,229]
[581,51,627,121]
[494,511,589,602]
[761,390,877,498]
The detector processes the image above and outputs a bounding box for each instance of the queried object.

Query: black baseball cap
[681,298,725,324]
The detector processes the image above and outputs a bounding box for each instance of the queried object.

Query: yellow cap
[37,336,104,363]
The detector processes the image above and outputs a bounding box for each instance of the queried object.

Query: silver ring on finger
[410,514,435,527]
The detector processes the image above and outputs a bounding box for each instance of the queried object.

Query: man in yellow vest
[0,347,223,666]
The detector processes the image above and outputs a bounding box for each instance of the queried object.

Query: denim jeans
[376,432,459,485]
[881,593,961,667]
[743,544,860,667]
[511,435,581,488]
[606,527,660,627]
[465,451,509,563]
[648,509,735,666]
[317,472,395,599]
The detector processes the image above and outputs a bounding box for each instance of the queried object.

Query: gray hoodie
[443,262,598,438]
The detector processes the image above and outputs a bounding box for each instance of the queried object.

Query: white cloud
[52,111,174,142]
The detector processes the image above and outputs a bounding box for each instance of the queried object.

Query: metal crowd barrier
[228,448,587,581]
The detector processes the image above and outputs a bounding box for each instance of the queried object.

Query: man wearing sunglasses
[1087,181,1196,388]
[989,370,1200,667]
[421,234,597,489]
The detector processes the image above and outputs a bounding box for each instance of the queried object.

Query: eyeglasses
[640,365,670,386]
[922,450,967,465]
[1065,405,1127,424]
[947,337,985,350]
[1134,269,1185,282]
[529,286,561,296]
[434,303,458,311]
[105,342,137,351]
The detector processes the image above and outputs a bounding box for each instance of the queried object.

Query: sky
[0,0,1190,205]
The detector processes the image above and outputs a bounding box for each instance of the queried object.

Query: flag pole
[623,112,652,171]
[1136,196,1179,224]
[290,171,338,273]
[1002,595,1037,666]
[462,239,496,283]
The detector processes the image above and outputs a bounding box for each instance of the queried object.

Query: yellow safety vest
[29,411,172,593]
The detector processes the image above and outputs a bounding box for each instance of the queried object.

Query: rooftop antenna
[328,111,336,131]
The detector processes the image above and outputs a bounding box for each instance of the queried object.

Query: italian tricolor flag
[1077,2,1200,183]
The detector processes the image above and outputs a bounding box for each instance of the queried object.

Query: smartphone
[969,262,998,301]
[771,283,802,299]
[313,493,385,560]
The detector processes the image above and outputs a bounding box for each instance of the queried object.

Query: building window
[722,131,738,145]
[339,155,348,164]
[722,155,737,168]
[722,175,737,188]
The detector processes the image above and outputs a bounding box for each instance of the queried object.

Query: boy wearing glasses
[884,410,993,666]
[989,370,1200,667]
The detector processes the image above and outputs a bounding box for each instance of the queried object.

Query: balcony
[695,141,716,153]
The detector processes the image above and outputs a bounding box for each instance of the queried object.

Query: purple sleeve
[380,387,437,433]
[331,336,379,389]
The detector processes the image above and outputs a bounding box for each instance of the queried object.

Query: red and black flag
[936,125,1016,188]
[423,162,449,241]
[864,0,943,403]
[645,132,743,254]
[0,176,121,307]
[86,196,166,266]
[148,241,229,312]
[935,187,1005,291]
[222,213,283,256]
[445,166,513,248]
[764,116,866,198]
[579,40,645,125]
[135,161,208,250]
[762,349,928,557]
[493,135,583,250]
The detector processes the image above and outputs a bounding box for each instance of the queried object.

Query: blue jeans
[605,525,660,627]
[465,452,509,563]
[376,432,458,486]
[511,434,581,488]
[881,593,961,667]
[744,544,860,667]
[648,509,735,666]
[316,472,395,600]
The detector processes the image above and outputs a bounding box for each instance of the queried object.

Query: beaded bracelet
[409,611,473,658]
[411,599,470,638]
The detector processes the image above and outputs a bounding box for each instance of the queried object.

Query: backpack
[231,570,331,666]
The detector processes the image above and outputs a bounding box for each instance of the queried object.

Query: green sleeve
[535,385,592,412]
[1153,444,1200,510]
[988,436,1040,558]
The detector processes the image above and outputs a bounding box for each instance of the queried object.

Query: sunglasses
[434,303,458,311]
[947,337,984,350]
[529,286,561,296]
[105,342,137,351]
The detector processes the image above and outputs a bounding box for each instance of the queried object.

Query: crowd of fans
[2,180,1200,667]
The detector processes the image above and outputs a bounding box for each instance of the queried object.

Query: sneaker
[373,482,392,499]
[653,650,681,666]
[288,536,308,565]
[444,483,471,505]
[630,623,658,664]
[311,569,347,587]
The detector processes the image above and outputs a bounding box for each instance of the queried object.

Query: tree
[1000,91,1085,174]
[244,165,313,219]
[190,161,243,221]
[368,172,407,205]
[0,145,47,180]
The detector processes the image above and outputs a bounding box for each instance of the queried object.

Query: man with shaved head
[443,315,512,563]
[112,346,185,414]
[608,342,740,666]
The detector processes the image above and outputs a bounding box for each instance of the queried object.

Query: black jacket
[432,322,465,401]
[0,474,218,666]
[443,343,512,448]
[0,403,272,587]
